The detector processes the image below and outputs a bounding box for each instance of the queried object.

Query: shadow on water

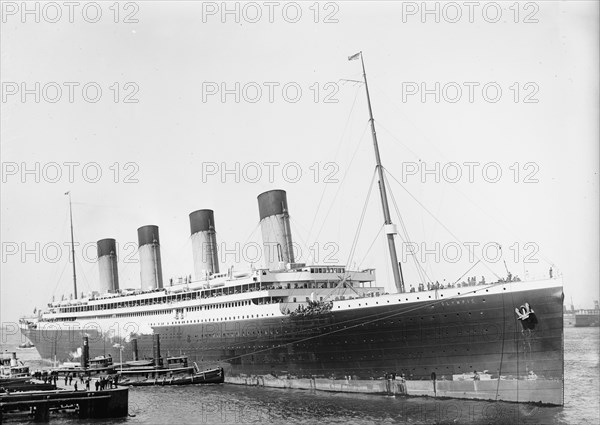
[111,384,563,425]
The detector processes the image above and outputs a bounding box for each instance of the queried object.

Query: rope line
[384,168,502,281]
[313,122,369,243]
[344,167,378,271]
[307,85,362,242]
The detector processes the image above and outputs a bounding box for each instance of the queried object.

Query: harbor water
[1,327,598,424]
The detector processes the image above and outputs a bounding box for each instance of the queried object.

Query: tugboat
[0,352,31,386]
[117,336,224,386]
[17,341,35,349]
[52,338,116,378]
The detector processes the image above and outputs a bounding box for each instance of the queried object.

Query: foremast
[66,191,78,299]
[349,51,405,293]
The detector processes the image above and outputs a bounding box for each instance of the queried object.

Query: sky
[1,1,598,323]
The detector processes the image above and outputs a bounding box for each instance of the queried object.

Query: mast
[349,51,405,293]
[66,191,78,299]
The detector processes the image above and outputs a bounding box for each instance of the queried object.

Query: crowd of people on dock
[32,370,58,385]
[94,375,119,390]
[31,370,119,391]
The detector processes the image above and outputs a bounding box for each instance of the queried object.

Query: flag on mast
[64,191,70,195]
[348,52,361,61]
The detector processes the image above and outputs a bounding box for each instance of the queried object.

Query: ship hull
[21,281,563,405]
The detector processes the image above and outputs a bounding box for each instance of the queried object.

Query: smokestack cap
[97,238,117,258]
[258,190,289,221]
[189,209,216,235]
[138,225,160,247]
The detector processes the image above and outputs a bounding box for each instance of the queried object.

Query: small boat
[52,354,116,377]
[17,341,35,349]
[1,352,30,379]
[117,355,224,386]
[1,351,35,389]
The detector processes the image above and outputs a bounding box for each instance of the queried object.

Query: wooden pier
[0,387,128,422]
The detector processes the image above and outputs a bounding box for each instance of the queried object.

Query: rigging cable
[384,168,502,281]
[495,286,508,401]
[50,260,69,300]
[375,118,556,268]
[74,255,92,294]
[355,225,383,271]
[384,171,432,286]
[312,122,370,244]
[344,167,378,272]
[49,209,70,298]
[307,85,362,243]
[311,168,378,303]
[289,218,316,265]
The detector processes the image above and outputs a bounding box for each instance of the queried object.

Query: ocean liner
[19,53,564,405]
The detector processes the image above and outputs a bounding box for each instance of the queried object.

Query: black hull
[118,370,224,386]
[22,283,563,404]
